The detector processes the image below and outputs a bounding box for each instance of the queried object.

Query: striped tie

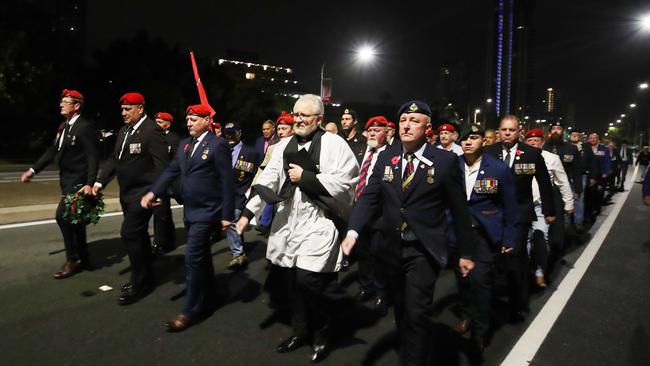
[402,153,415,190]
[355,149,375,200]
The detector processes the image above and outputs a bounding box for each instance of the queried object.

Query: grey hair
[294,94,324,115]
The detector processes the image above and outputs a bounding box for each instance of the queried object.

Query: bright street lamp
[356,45,376,63]
[640,82,649,89]
[620,114,626,118]
[630,103,637,108]
[616,119,622,123]
[486,98,493,103]
[609,122,614,126]
[641,14,650,31]
[473,109,481,124]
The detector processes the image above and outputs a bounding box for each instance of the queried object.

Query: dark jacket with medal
[151,132,234,223]
[344,132,368,166]
[97,117,169,203]
[484,142,555,222]
[544,140,582,194]
[231,143,260,210]
[449,154,519,261]
[32,115,100,194]
[348,143,475,268]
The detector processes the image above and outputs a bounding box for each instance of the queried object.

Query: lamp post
[320,45,376,104]
[473,109,481,124]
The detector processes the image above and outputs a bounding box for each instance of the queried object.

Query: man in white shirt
[525,128,574,287]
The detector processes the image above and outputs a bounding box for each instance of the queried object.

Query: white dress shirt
[502,143,519,168]
[532,150,574,211]
[464,158,482,200]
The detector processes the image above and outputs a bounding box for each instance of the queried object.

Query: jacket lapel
[392,148,404,201]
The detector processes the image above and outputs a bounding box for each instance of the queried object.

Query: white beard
[294,123,318,137]
[366,139,379,149]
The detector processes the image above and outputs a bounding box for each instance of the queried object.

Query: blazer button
[400,208,405,213]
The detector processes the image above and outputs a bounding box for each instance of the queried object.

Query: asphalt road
[0,177,643,365]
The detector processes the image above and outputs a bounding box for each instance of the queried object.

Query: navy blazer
[449,154,518,253]
[349,143,475,267]
[151,132,235,223]
[232,144,260,210]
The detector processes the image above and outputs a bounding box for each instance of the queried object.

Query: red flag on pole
[190,51,216,117]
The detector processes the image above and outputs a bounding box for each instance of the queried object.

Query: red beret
[386,121,396,129]
[119,92,145,105]
[365,116,388,130]
[61,89,84,101]
[154,112,173,123]
[437,123,456,133]
[211,121,222,130]
[186,104,212,117]
[276,111,294,125]
[525,128,545,139]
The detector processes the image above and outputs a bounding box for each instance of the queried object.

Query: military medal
[383,166,394,182]
[71,135,76,146]
[202,148,209,160]
[426,167,434,184]
[474,178,498,194]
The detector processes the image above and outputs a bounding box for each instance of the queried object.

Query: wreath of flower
[62,185,105,225]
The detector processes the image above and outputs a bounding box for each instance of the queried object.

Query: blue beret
[223,121,241,134]
[397,100,432,118]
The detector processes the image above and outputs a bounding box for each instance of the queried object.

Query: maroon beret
[119,92,145,105]
[276,111,294,125]
[61,89,84,101]
[365,116,388,130]
[154,112,174,123]
[186,104,212,117]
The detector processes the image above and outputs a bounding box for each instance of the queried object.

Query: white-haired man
[236,94,359,363]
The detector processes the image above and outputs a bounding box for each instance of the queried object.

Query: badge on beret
[409,103,418,112]
[471,125,479,132]
[344,109,350,114]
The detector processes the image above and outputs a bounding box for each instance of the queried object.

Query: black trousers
[504,223,531,313]
[619,163,630,186]
[293,268,348,340]
[153,196,176,250]
[454,232,496,337]
[379,242,440,366]
[120,200,154,290]
[357,227,387,297]
[55,197,88,262]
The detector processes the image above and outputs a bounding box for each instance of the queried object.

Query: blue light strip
[496,0,505,116]
[505,0,514,115]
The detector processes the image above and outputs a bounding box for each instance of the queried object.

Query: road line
[500,165,637,366]
[0,205,183,230]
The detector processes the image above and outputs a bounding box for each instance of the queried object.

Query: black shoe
[276,335,307,353]
[373,296,388,316]
[356,289,374,302]
[119,284,152,306]
[311,341,330,363]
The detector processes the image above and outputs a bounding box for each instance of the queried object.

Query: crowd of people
[21,89,650,365]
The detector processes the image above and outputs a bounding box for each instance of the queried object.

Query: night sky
[86,0,650,132]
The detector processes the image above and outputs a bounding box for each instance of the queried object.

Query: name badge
[129,143,142,155]
[382,166,394,182]
[474,178,499,194]
[235,159,253,172]
[514,163,536,175]
[562,154,574,163]
[595,150,605,156]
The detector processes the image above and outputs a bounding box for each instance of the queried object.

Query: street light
[640,82,649,89]
[616,119,622,123]
[356,45,376,63]
[641,13,650,31]
[621,114,626,118]
[630,103,637,108]
[473,109,481,124]
[486,98,493,103]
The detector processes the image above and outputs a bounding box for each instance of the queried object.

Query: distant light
[474,109,481,113]
[620,114,626,117]
[609,122,614,126]
[524,116,530,120]
[218,59,224,65]
[547,87,553,91]
[486,98,493,103]
[356,45,376,63]
[640,82,649,89]
[245,72,255,80]
[616,119,621,123]
[605,132,609,136]
[286,68,292,74]
[447,103,453,107]
[292,94,299,99]
[641,14,650,31]
[541,119,547,122]
[630,103,637,108]
[568,127,572,130]
[69,27,75,31]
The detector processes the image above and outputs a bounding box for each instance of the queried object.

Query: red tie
[355,149,375,200]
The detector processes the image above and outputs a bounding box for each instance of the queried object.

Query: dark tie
[354,149,375,200]
[504,148,512,167]
[186,138,198,159]
[58,122,71,151]
[402,152,415,190]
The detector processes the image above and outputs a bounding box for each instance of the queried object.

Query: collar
[231,140,243,151]
[503,142,519,152]
[130,115,147,131]
[403,142,427,161]
[67,114,81,126]
[195,130,209,143]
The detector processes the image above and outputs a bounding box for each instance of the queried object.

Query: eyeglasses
[292,113,321,120]
[60,100,77,105]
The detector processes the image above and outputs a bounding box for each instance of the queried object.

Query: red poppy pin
[391,156,400,165]
[183,143,190,153]
[515,149,524,156]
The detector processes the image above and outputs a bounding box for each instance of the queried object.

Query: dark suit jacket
[164,130,182,159]
[151,132,234,223]
[97,117,170,203]
[544,141,583,194]
[349,143,475,267]
[254,136,273,160]
[484,142,555,222]
[32,116,100,194]
[232,144,260,210]
[455,154,519,252]
[616,146,633,166]
[345,134,368,166]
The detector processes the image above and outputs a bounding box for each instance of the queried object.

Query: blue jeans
[573,175,587,225]
[183,221,216,316]
[227,209,244,257]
